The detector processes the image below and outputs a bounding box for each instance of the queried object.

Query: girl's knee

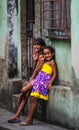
[21,87,26,93]
[30,97,38,103]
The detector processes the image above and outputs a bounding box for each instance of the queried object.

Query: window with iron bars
[40,0,71,39]
[26,0,35,23]
[25,0,35,78]
[26,38,34,78]
[26,0,35,37]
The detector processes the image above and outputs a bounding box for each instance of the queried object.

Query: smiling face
[33,44,42,53]
[44,48,54,61]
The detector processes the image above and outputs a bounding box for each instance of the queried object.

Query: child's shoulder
[50,59,55,63]
[50,59,56,66]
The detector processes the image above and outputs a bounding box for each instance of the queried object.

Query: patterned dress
[30,64,53,100]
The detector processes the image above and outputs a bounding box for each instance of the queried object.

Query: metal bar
[44,9,61,11]
[40,27,64,30]
[43,0,61,2]
[44,18,60,21]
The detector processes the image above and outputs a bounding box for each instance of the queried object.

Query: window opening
[40,0,71,39]
[25,0,35,78]
[26,38,33,78]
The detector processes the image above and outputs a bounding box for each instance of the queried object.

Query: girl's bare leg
[8,83,33,120]
[22,97,38,125]
[21,82,33,93]
[18,82,33,107]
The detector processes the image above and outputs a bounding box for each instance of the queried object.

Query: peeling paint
[71,67,79,89]
[7,0,18,78]
[4,34,8,60]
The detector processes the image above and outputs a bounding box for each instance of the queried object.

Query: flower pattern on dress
[31,71,52,100]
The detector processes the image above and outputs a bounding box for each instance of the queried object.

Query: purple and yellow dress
[30,64,53,101]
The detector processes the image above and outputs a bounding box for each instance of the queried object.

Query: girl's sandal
[19,121,33,126]
[8,118,21,123]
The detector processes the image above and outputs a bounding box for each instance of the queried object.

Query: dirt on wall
[0,59,8,87]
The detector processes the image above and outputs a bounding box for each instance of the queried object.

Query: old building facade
[0,0,79,129]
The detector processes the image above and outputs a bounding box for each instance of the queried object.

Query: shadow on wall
[53,61,59,85]
[7,0,18,78]
[8,44,17,78]
[71,67,79,90]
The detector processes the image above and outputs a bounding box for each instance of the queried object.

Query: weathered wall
[0,0,9,107]
[45,1,79,129]
[46,39,71,86]
[71,0,79,89]
[46,86,79,129]
[0,59,8,88]
[0,0,8,85]
[1,0,79,129]
[34,1,79,129]
[0,0,8,59]
[7,0,21,78]
[34,1,71,86]
[47,86,74,129]
[0,0,21,110]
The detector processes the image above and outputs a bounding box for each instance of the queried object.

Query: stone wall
[0,59,10,108]
[0,59,8,88]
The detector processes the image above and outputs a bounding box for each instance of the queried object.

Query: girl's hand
[29,77,32,82]
[33,53,38,61]
[48,83,52,90]
[38,55,44,63]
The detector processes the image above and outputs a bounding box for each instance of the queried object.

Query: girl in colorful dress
[20,46,57,125]
[8,38,46,123]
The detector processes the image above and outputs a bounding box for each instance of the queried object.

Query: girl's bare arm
[48,60,57,90]
[30,57,44,81]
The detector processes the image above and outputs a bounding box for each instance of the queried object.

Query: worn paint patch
[47,86,74,128]
[71,67,79,89]
[7,0,18,78]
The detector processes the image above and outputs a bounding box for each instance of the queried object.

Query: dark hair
[38,48,44,56]
[33,37,46,46]
[44,46,55,60]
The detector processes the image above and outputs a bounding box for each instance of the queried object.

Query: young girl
[19,46,57,125]
[30,46,57,100]
[8,38,46,123]
[32,38,46,70]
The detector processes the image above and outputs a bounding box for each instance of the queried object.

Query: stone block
[12,94,20,112]
[8,78,22,94]
[47,85,74,129]
[12,93,29,114]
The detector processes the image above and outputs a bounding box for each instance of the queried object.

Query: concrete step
[0,107,70,130]
[12,93,45,121]
[12,94,29,114]
[8,78,22,94]
[12,94,20,112]
[11,79,30,113]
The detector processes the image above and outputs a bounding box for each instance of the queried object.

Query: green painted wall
[46,39,71,84]
[34,0,71,85]
[0,0,7,59]
[71,0,79,83]
[7,0,21,78]
[47,86,74,129]
[33,1,79,129]
[46,1,79,129]
[0,0,21,77]
[17,0,21,78]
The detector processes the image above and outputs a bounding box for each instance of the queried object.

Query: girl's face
[33,44,42,53]
[44,48,54,61]
[39,54,44,62]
